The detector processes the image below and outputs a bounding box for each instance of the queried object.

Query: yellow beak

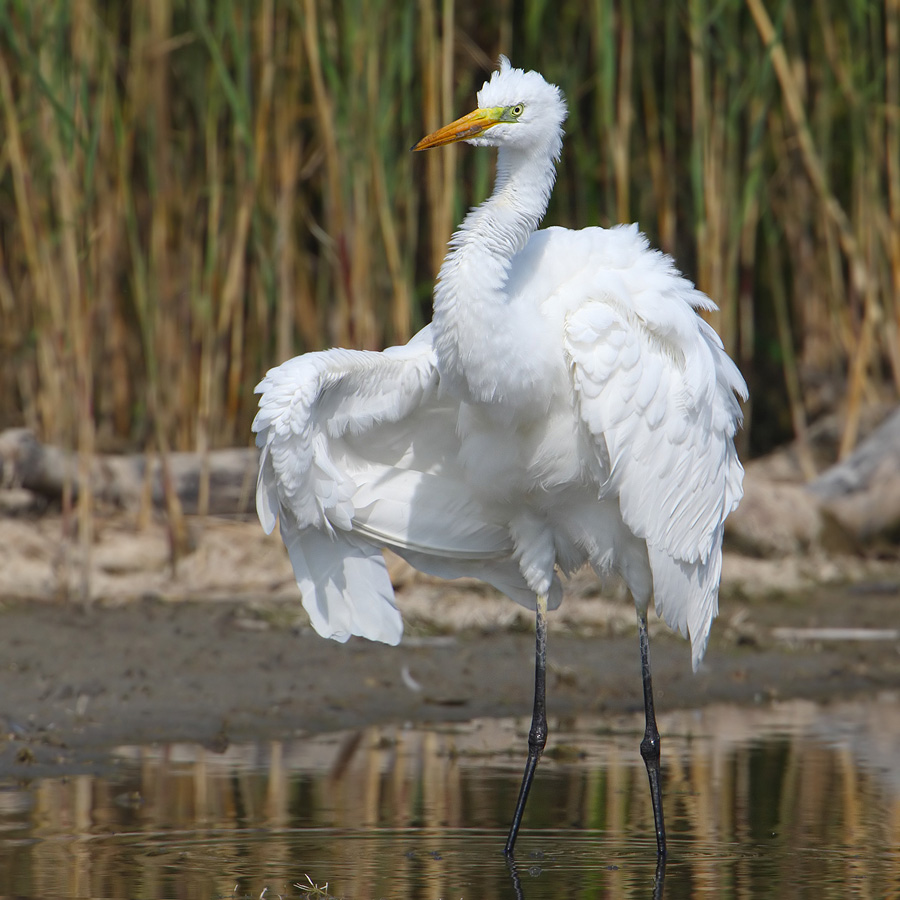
[412,107,505,151]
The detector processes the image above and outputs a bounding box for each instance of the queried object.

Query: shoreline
[0,535,897,779]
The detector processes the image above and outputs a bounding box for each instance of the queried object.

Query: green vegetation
[1,0,897,462]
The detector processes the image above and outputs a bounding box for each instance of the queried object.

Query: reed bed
[1,0,897,461]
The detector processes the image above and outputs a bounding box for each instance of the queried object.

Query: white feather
[253,60,746,673]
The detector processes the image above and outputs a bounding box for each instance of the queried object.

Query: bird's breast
[433,306,568,424]
[454,393,587,504]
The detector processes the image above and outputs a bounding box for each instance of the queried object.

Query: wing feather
[563,243,746,666]
[253,328,441,642]
[253,326,439,536]
[253,324,523,644]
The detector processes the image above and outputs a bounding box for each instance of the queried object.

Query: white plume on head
[477,56,567,126]
[461,57,567,163]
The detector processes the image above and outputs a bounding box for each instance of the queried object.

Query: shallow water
[0,695,898,899]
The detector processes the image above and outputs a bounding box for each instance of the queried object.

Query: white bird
[253,57,747,861]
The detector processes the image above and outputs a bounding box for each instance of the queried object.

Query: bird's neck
[432,144,558,406]
[448,145,556,259]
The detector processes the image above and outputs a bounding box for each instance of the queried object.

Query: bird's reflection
[505,851,667,899]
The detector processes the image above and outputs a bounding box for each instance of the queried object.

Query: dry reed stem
[745,0,891,457]
[418,0,449,278]
[746,0,860,268]
[886,0,900,392]
[612,4,633,226]
[302,0,349,345]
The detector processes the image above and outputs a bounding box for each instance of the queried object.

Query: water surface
[1,695,898,899]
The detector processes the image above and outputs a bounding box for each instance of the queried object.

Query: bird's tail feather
[648,537,723,670]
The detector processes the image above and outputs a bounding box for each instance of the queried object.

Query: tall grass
[1,0,897,466]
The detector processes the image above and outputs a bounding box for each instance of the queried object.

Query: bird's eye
[511,103,525,117]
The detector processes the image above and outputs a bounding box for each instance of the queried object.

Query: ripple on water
[0,696,898,899]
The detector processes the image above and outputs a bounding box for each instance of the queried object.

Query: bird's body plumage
[254,219,745,663]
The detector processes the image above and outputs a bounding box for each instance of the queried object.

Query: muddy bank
[0,521,897,779]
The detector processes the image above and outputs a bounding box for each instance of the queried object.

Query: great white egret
[253,57,747,861]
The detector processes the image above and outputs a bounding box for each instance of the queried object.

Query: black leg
[638,610,667,862]
[504,592,549,857]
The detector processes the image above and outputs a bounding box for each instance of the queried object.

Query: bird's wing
[253,326,439,537]
[253,325,525,643]
[253,329,442,644]
[561,229,746,665]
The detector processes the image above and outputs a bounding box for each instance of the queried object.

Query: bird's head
[413,56,567,158]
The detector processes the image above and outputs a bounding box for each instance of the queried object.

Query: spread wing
[563,239,747,667]
[253,325,539,645]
